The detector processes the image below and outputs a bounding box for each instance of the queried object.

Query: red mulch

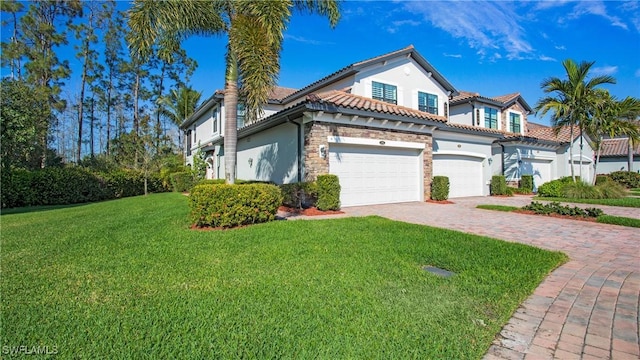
[278,206,344,216]
[513,209,598,222]
[426,199,455,204]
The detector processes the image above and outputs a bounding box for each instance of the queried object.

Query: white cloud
[403,1,533,60]
[569,1,628,30]
[592,65,619,76]
[443,53,462,58]
[539,55,557,62]
[555,45,566,50]
[284,34,333,46]
[387,19,420,34]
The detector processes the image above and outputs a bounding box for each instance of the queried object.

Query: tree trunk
[579,128,584,181]
[593,136,602,185]
[90,97,95,158]
[223,52,238,184]
[629,136,634,172]
[569,124,575,181]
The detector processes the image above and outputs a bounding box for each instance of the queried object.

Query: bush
[522,201,603,218]
[596,181,627,199]
[490,175,509,196]
[170,171,196,192]
[197,179,226,186]
[431,176,449,201]
[537,177,574,198]
[512,187,532,195]
[280,182,318,208]
[316,174,341,211]
[595,174,610,186]
[561,181,602,199]
[609,171,640,189]
[189,184,283,228]
[520,175,533,192]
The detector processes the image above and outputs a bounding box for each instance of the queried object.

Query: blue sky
[182,0,640,126]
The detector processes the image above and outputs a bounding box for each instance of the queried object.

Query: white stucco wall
[596,157,640,174]
[501,145,557,183]
[557,135,595,182]
[236,122,299,184]
[449,103,474,126]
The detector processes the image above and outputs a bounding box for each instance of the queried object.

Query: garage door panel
[433,155,484,198]
[329,144,421,207]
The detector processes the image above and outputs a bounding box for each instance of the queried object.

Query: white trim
[570,154,592,163]
[521,155,555,161]
[433,150,487,160]
[327,136,425,150]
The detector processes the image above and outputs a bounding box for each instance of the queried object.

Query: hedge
[490,175,508,196]
[1,167,168,209]
[431,176,449,201]
[609,171,640,189]
[170,171,196,192]
[316,174,341,211]
[280,182,318,209]
[189,184,283,228]
[520,175,533,192]
[537,176,574,198]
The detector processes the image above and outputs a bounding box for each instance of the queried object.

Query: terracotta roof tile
[450,90,480,103]
[268,86,298,101]
[307,90,447,123]
[492,92,520,103]
[600,138,640,157]
[526,122,574,142]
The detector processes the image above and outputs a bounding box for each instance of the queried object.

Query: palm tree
[128,0,340,184]
[535,59,616,182]
[588,91,640,183]
[617,97,640,172]
[157,86,202,151]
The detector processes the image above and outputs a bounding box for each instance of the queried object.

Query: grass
[1,193,566,359]
[476,205,519,212]
[532,196,640,208]
[630,188,640,196]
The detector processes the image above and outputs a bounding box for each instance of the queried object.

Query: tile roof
[268,86,298,101]
[599,138,640,157]
[450,91,531,113]
[306,90,448,123]
[525,122,575,143]
[492,92,520,104]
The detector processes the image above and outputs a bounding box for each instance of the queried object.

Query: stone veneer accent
[501,102,528,133]
[303,122,434,199]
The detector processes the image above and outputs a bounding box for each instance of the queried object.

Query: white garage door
[432,155,484,198]
[329,144,422,207]
[521,159,552,190]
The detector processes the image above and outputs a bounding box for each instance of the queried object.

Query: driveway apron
[342,197,640,360]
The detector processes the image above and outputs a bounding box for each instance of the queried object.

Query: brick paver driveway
[342,196,640,360]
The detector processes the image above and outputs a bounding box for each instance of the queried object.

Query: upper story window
[484,107,498,129]
[418,92,438,114]
[212,107,219,134]
[237,103,246,129]
[372,81,397,104]
[509,113,521,133]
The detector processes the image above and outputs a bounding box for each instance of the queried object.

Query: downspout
[287,116,303,182]
[499,143,506,176]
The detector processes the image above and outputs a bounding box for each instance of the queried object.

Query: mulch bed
[278,206,344,216]
[513,209,598,222]
[426,199,455,204]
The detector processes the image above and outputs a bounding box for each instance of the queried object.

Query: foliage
[191,148,207,180]
[316,174,341,211]
[476,205,519,212]
[490,175,509,196]
[189,184,283,228]
[280,182,318,209]
[522,201,604,218]
[597,215,640,228]
[1,167,168,209]
[537,177,574,197]
[431,176,450,201]
[1,193,566,359]
[531,197,640,208]
[595,174,610,186]
[609,171,640,189]
[595,181,627,199]
[512,187,532,195]
[169,171,196,192]
[520,175,533,192]
[197,179,226,186]
[561,181,605,199]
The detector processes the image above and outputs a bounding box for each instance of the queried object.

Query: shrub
[561,181,602,199]
[537,177,574,198]
[595,174,610,186]
[316,174,341,211]
[520,175,533,192]
[609,171,640,189]
[512,187,532,195]
[281,182,318,208]
[1,168,35,208]
[596,181,627,199]
[189,184,283,228]
[490,175,508,196]
[170,171,196,192]
[522,201,603,218]
[431,176,449,201]
[197,179,226,186]
[100,170,167,198]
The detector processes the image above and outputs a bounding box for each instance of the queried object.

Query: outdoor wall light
[487,158,493,165]
[319,145,327,159]
[248,158,253,167]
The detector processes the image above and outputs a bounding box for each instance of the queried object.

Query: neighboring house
[181,45,594,206]
[597,137,640,173]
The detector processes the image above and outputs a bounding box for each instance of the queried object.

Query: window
[237,103,245,129]
[509,113,521,133]
[372,81,397,104]
[212,107,219,134]
[484,107,498,129]
[418,92,438,114]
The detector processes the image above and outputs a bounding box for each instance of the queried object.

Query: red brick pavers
[342,198,639,360]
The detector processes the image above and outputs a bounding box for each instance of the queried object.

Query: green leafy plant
[169,171,196,192]
[595,174,610,186]
[189,184,283,228]
[519,175,533,193]
[431,176,450,201]
[316,174,341,211]
[280,182,318,209]
[537,177,574,197]
[490,175,509,196]
[609,171,640,189]
[522,201,603,218]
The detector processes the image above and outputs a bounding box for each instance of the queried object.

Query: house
[181,45,594,206]
[597,137,640,173]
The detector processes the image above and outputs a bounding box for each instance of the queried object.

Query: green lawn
[630,188,640,196]
[1,193,566,359]
[533,196,640,208]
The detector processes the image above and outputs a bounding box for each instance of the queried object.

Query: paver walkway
[339,196,639,360]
